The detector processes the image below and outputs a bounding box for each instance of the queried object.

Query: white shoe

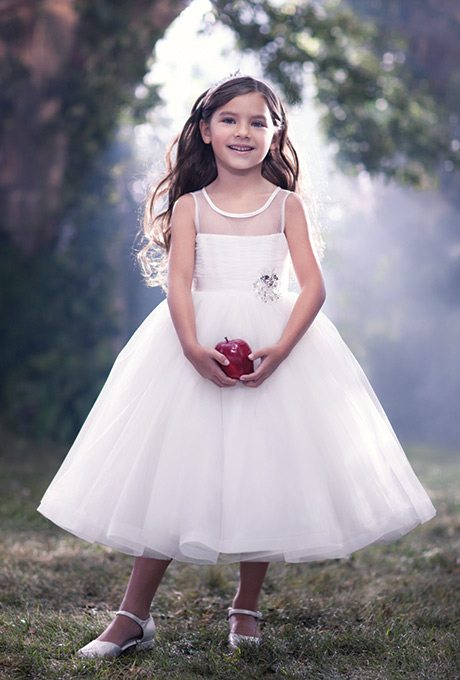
[227,607,263,649]
[76,609,156,658]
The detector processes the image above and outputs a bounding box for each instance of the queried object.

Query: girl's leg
[229,561,270,637]
[97,556,172,645]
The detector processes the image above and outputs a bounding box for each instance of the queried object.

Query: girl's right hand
[184,344,238,388]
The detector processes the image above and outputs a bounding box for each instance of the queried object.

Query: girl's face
[199,92,277,173]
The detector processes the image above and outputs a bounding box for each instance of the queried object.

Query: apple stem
[225,336,228,341]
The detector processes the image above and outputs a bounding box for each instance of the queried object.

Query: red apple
[214,337,254,379]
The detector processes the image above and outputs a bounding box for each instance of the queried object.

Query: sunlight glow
[133,0,338,242]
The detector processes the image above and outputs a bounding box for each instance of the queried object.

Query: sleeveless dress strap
[191,192,200,233]
[280,190,292,234]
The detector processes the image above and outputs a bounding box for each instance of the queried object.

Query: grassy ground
[0,425,458,679]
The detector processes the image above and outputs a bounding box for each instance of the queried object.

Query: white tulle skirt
[37,289,436,564]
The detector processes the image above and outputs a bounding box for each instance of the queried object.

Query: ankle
[118,605,150,620]
[231,598,260,612]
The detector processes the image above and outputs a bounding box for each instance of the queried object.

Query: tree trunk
[0,0,187,254]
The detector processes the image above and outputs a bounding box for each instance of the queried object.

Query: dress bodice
[190,187,293,302]
[192,233,292,301]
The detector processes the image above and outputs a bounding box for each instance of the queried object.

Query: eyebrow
[217,110,268,120]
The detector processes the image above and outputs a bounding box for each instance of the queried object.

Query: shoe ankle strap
[227,607,262,620]
[116,609,150,626]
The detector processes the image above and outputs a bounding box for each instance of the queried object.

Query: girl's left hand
[239,344,287,388]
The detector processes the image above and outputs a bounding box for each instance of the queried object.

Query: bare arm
[276,192,326,357]
[166,194,199,355]
[240,192,326,388]
[167,194,237,387]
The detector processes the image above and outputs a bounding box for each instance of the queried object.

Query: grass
[0,424,459,679]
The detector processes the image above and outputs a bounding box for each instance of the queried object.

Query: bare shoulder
[172,193,196,219]
[285,191,307,221]
[170,193,196,237]
[284,191,310,241]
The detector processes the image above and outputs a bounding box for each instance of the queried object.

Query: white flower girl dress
[37,186,436,565]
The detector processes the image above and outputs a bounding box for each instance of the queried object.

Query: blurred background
[1,0,459,452]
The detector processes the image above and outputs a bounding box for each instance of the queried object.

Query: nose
[235,121,250,138]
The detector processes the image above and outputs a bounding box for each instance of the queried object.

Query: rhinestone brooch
[253,270,281,303]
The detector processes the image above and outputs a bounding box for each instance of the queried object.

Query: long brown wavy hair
[135,75,300,292]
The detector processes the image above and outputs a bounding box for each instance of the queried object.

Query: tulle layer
[37,289,436,564]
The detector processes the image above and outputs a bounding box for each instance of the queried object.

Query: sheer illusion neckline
[196,232,285,239]
[201,186,281,218]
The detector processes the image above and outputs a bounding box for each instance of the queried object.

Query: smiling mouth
[228,145,254,152]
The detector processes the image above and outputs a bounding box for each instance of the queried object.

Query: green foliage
[2,0,459,445]
[0,161,122,443]
[60,1,164,208]
[210,0,460,188]
[344,0,460,191]
[0,1,168,441]
[0,0,165,250]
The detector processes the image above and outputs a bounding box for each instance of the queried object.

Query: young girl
[37,75,436,659]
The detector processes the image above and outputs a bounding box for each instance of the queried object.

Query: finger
[215,374,237,386]
[240,372,258,381]
[242,372,265,386]
[209,371,228,385]
[215,379,233,388]
[242,380,261,388]
[217,362,235,377]
[214,351,230,366]
[220,373,237,386]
